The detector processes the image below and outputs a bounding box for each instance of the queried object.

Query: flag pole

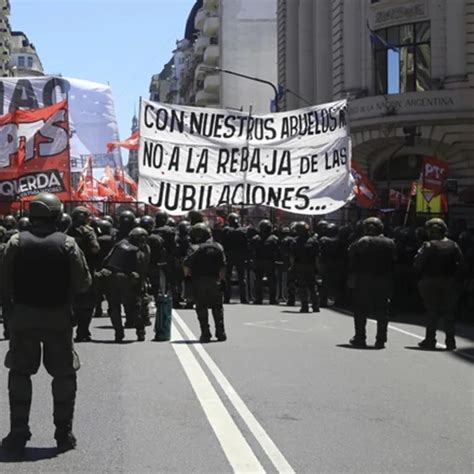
[66,93,73,203]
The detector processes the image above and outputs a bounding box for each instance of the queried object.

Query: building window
[373,21,431,95]
[18,56,25,67]
[27,56,33,68]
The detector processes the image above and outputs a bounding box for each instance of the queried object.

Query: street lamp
[201,65,280,112]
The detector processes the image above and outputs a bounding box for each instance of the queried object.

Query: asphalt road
[0,303,472,473]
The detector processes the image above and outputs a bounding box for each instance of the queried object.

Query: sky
[11,0,196,140]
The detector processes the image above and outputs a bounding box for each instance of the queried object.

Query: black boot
[349,336,367,348]
[300,303,310,313]
[55,423,76,454]
[2,431,31,457]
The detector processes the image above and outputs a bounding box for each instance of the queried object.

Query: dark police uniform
[414,238,463,349]
[349,233,396,348]
[102,232,150,342]
[290,230,320,313]
[184,240,227,342]
[250,223,280,305]
[2,195,91,455]
[319,232,348,307]
[222,224,248,304]
[154,224,179,307]
[68,217,100,342]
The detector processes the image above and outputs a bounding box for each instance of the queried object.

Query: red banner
[422,156,448,195]
[106,130,139,153]
[351,162,379,209]
[0,100,71,203]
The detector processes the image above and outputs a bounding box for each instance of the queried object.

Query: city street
[0,304,472,473]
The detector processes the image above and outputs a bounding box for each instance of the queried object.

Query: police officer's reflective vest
[14,231,71,307]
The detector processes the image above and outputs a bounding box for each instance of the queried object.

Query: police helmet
[18,216,31,232]
[294,221,310,238]
[128,226,148,246]
[316,220,329,237]
[155,210,169,228]
[325,223,339,238]
[139,215,155,233]
[71,206,91,226]
[227,212,240,228]
[167,217,176,227]
[30,193,63,219]
[3,214,17,230]
[190,223,211,244]
[119,210,136,229]
[363,217,384,236]
[57,213,72,233]
[102,215,114,226]
[178,220,191,237]
[187,210,204,226]
[97,219,113,236]
[425,218,447,238]
[258,219,273,235]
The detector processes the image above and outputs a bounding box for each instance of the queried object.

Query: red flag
[106,130,139,153]
[422,156,448,196]
[0,100,72,203]
[351,162,379,209]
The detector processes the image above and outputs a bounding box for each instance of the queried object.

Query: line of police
[0,192,466,457]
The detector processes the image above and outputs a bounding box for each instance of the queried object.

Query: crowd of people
[0,203,471,346]
[0,192,469,456]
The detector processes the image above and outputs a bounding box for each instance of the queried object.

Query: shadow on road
[336,343,380,351]
[0,447,57,463]
[89,340,135,345]
[451,347,474,364]
[327,306,474,343]
[94,325,114,330]
[171,340,203,345]
[404,346,445,352]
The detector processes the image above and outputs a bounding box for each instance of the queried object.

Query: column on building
[343,0,362,95]
[298,0,314,107]
[445,0,466,87]
[285,0,300,110]
[313,0,332,103]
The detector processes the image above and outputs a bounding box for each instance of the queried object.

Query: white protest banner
[138,98,353,215]
[0,76,122,172]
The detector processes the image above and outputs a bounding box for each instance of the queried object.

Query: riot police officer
[348,217,396,349]
[68,206,100,342]
[414,218,463,350]
[319,223,347,308]
[116,210,136,242]
[3,215,18,242]
[290,222,320,313]
[140,215,166,324]
[250,220,280,305]
[17,217,31,232]
[222,213,248,304]
[153,210,179,307]
[93,219,116,318]
[57,213,72,233]
[176,220,193,308]
[1,193,91,456]
[101,227,150,342]
[184,223,227,342]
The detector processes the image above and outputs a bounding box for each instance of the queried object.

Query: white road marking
[368,320,474,361]
[245,322,311,334]
[170,323,265,473]
[173,311,295,474]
